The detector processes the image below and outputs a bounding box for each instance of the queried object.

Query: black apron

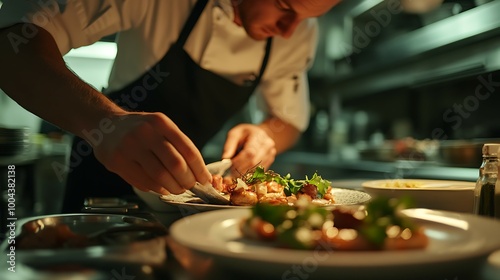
[62,0,272,212]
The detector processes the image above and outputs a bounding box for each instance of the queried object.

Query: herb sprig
[242,166,332,198]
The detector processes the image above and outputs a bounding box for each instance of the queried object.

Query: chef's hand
[222,124,277,175]
[90,112,212,195]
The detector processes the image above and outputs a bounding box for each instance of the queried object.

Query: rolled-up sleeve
[257,18,318,132]
[0,0,139,55]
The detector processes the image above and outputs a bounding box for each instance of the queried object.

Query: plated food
[140,166,371,212]
[210,166,336,206]
[160,188,371,215]
[240,197,428,251]
[159,188,371,212]
[170,206,500,280]
[156,167,371,214]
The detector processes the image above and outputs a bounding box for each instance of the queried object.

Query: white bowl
[362,179,475,213]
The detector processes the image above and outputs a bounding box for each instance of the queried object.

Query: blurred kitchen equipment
[357,138,496,167]
[358,138,439,162]
[82,197,139,213]
[475,0,493,5]
[85,223,167,245]
[84,197,128,207]
[2,262,108,280]
[419,2,463,25]
[474,143,500,219]
[401,0,445,14]
[0,126,30,156]
[439,140,485,167]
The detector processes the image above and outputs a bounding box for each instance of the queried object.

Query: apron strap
[176,0,273,84]
[177,0,209,46]
[255,38,273,84]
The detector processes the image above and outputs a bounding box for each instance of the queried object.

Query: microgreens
[242,166,331,198]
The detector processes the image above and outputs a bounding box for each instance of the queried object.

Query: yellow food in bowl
[381,180,423,189]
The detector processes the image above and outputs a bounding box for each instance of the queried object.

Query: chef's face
[233,0,341,40]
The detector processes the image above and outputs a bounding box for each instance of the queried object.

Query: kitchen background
[1,0,500,217]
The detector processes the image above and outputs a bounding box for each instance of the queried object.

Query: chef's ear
[400,0,445,14]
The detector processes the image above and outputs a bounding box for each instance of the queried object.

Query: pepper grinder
[473,143,500,219]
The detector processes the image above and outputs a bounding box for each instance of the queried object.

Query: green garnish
[360,196,416,246]
[248,196,418,250]
[303,173,331,197]
[252,202,332,250]
[252,203,293,226]
[244,166,286,186]
[242,166,331,198]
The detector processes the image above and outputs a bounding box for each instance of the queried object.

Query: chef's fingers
[107,160,173,195]
[222,128,246,160]
[94,112,210,191]
[151,113,211,185]
[145,131,199,190]
[112,115,194,192]
[229,127,276,174]
[232,143,275,172]
[104,146,185,195]
[247,132,276,169]
[133,149,189,195]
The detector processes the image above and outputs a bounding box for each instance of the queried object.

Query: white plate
[362,179,475,213]
[170,208,500,280]
[159,188,372,214]
[160,191,248,213]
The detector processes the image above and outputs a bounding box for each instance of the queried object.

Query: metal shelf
[326,0,500,99]
[272,151,478,182]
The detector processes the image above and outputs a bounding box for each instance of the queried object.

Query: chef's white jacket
[0,0,319,131]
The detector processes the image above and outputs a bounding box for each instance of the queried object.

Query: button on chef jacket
[0,0,318,132]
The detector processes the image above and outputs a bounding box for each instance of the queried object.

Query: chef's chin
[246,29,272,41]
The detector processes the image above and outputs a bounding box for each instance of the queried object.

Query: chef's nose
[277,14,301,39]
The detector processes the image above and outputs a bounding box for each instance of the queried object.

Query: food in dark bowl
[15,214,167,250]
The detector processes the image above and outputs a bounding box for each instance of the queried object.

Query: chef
[0,0,341,212]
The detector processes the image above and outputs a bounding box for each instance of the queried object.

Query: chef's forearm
[0,23,125,138]
[259,117,301,153]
